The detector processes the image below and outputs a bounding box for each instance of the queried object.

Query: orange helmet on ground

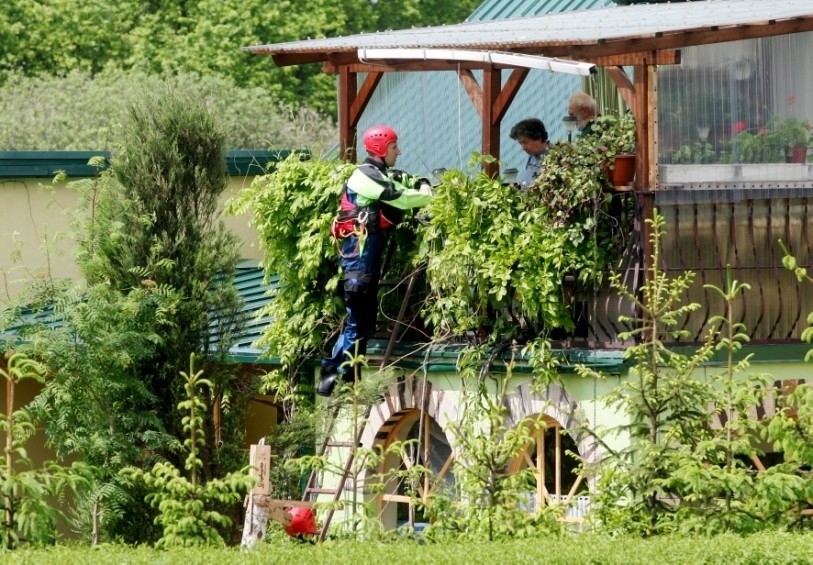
[284,506,318,537]
[363,125,398,158]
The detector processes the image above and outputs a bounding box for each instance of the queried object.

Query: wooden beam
[606,66,635,114]
[481,67,501,178]
[249,443,272,495]
[338,67,358,163]
[271,52,331,66]
[632,61,650,191]
[458,69,483,119]
[493,68,529,125]
[557,18,813,60]
[647,63,658,190]
[589,50,680,67]
[349,71,383,127]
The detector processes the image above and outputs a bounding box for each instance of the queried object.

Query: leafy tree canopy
[0,69,336,151]
[1,0,482,117]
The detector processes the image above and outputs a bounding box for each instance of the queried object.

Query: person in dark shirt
[509,118,549,189]
[567,92,599,137]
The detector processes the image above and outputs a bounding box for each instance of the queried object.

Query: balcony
[567,187,813,348]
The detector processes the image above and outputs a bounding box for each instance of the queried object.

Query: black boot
[316,370,339,397]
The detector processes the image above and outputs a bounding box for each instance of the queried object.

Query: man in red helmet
[318,125,432,396]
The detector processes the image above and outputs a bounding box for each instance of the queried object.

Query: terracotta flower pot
[610,154,636,189]
[789,145,808,164]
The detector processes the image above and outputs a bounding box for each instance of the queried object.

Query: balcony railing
[571,187,813,347]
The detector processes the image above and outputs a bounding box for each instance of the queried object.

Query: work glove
[416,178,433,195]
[388,169,406,184]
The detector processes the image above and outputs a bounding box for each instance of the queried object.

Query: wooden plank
[563,474,585,504]
[429,453,454,495]
[338,67,358,163]
[481,67,501,178]
[589,50,680,67]
[493,68,529,125]
[249,443,272,495]
[349,72,382,128]
[254,496,314,508]
[380,493,413,504]
[457,69,483,119]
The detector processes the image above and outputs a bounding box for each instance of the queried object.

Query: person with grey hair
[567,92,599,136]
[508,118,549,189]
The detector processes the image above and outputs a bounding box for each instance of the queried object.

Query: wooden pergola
[247,0,813,189]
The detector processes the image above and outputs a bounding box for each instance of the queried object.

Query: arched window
[509,415,589,522]
[374,409,454,530]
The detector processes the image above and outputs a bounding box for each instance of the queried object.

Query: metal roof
[468,0,615,22]
[0,150,302,178]
[247,0,813,64]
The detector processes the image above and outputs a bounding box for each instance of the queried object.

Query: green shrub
[0,70,336,152]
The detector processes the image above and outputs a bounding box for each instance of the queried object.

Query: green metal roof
[0,149,306,179]
[213,260,279,362]
[468,0,614,21]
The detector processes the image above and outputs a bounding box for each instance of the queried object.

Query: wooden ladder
[302,401,374,542]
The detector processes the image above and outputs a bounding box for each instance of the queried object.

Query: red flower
[788,95,797,107]
[731,121,747,135]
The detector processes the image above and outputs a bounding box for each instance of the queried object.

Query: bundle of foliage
[0,70,336,151]
[0,353,91,549]
[92,83,251,473]
[420,149,632,348]
[14,267,180,545]
[121,355,255,548]
[579,212,813,535]
[229,155,353,378]
[0,0,481,116]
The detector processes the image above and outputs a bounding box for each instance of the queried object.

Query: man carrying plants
[318,125,433,396]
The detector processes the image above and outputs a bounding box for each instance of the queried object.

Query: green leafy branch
[121,354,255,548]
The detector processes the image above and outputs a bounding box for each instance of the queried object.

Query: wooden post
[240,441,272,549]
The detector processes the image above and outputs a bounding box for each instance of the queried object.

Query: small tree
[122,355,255,548]
[581,213,813,535]
[1,352,91,548]
[578,212,716,535]
[425,344,560,540]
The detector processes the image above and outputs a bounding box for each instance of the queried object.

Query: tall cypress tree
[83,83,248,476]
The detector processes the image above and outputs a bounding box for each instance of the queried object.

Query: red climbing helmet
[363,125,398,158]
[284,506,318,537]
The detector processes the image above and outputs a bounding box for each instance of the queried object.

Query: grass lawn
[5,532,813,564]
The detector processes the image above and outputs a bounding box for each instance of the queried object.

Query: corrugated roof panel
[248,1,813,56]
[468,0,614,22]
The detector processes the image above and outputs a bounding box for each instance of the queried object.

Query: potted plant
[590,114,637,190]
[731,127,784,164]
[772,116,810,163]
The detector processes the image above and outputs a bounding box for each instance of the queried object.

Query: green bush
[0,69,336,152]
